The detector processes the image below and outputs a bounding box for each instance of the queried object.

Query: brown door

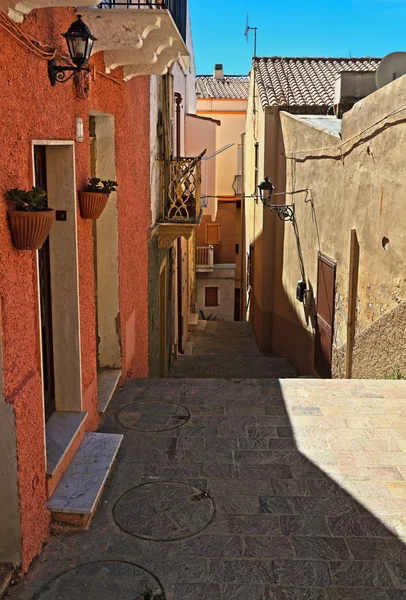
[34,146,56,420]
[315,253,336,378]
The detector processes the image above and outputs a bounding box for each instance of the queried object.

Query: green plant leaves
[6,186,47,211]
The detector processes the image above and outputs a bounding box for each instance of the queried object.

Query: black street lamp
[48,16,97,86]
[258,176,274,206]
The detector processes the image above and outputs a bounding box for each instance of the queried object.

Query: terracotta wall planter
[79,191,109,219]
[7,209,55,250]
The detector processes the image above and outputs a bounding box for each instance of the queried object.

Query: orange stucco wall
[0,7,150,570]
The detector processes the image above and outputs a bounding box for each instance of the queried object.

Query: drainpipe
[174,92,184,354]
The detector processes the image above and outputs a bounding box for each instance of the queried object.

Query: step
[47,432,122,528]
[196,319,207,331]
[97,369,121,413]
[46,411,88,498]
[188,313,199,329]
[0,564,13,599]
[182,341,193,356]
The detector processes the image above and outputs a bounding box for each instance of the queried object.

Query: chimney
[214,64,224,80]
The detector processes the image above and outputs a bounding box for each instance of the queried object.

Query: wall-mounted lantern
[48,16,97,87]
[258,176,274,206]
[257,175,298,222]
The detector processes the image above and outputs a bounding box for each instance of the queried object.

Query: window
[205,286,219,307]
[205,222,221,245]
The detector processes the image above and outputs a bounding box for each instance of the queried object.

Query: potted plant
[6,187,55,250]
[78,178,117,219]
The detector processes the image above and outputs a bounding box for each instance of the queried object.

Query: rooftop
[254,56,381,109]
[196,75,250,99]
[294,115,342,137]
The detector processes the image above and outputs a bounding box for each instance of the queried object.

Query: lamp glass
[63,16,96,69]
[258,176,274,206]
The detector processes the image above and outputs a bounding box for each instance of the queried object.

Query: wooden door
[34,146,56,420]
[315,253,336,378]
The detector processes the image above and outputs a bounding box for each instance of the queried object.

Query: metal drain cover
[113,481,215,541]
[36,560,164,599]
[116,400,190,432]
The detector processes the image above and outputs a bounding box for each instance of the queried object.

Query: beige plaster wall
[92,113,121,369]
[279,75,406,377]
[197,98,248,200]
[185,114,217,218]
[243,68,288,351]
[196,268,236,321]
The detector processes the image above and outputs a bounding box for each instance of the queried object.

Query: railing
[232,174,242,196]
[164,156,202,224]
[196,246,214,271]
[98,0,187,41]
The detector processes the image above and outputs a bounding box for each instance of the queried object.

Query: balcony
[76,0,188,78]
[196,245,214,272]
[156,155,202,249]
[232,174,242,197]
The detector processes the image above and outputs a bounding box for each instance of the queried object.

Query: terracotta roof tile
[254,57,381,108]
[196,75,249,99]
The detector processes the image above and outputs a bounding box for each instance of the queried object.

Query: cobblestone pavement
[172,321,297,379]
[8,326,406,599]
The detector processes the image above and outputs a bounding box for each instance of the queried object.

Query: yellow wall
[243,68,287,349]
[277,75,406,377]
[197,98,247,200]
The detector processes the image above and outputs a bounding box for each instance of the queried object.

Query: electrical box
[296,280,307,302]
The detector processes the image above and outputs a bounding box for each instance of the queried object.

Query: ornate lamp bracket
[268,204,295,222]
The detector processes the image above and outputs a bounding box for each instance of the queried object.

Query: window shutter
[205,223,221,245]
[205,287,219,307]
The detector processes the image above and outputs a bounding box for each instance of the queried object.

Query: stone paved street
[173,321,297,379]
[8,324,406,599]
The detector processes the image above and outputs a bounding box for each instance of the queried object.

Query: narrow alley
[8,323,406,600]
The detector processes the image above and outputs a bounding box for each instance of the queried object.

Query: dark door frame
[34,145,56,421]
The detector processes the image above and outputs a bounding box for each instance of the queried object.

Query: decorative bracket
[267,204,295,222]
[155,223,195,249]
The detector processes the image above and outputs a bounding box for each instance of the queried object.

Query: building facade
[194,65,249,321]
[243,56,383,371]
[0,0,193,572]
[279,74,406,378]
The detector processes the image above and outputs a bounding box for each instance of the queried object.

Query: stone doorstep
[0,564,13,599]
[47,432,123,526]
[188,313,199,329]
[46,411,88,499]
[97,369,121,413]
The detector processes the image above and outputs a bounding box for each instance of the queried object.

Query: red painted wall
[0,7,149,570]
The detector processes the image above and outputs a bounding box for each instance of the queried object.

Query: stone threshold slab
[97,369,121,413]
[46,411,88,477]
[47,432,123,515]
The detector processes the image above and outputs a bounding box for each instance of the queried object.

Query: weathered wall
[0,7,150,569]
[196,269,236,321]
[333,301,406,379]
[0,317,21,566]
[279,74,406,376]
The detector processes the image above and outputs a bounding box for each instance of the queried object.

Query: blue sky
[189,0,406,75]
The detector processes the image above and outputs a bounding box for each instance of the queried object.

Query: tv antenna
[244,15,258,57]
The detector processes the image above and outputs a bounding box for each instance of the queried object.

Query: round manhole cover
[116,400,190,432]
[35,560,164,599]
[113,481,215,541]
